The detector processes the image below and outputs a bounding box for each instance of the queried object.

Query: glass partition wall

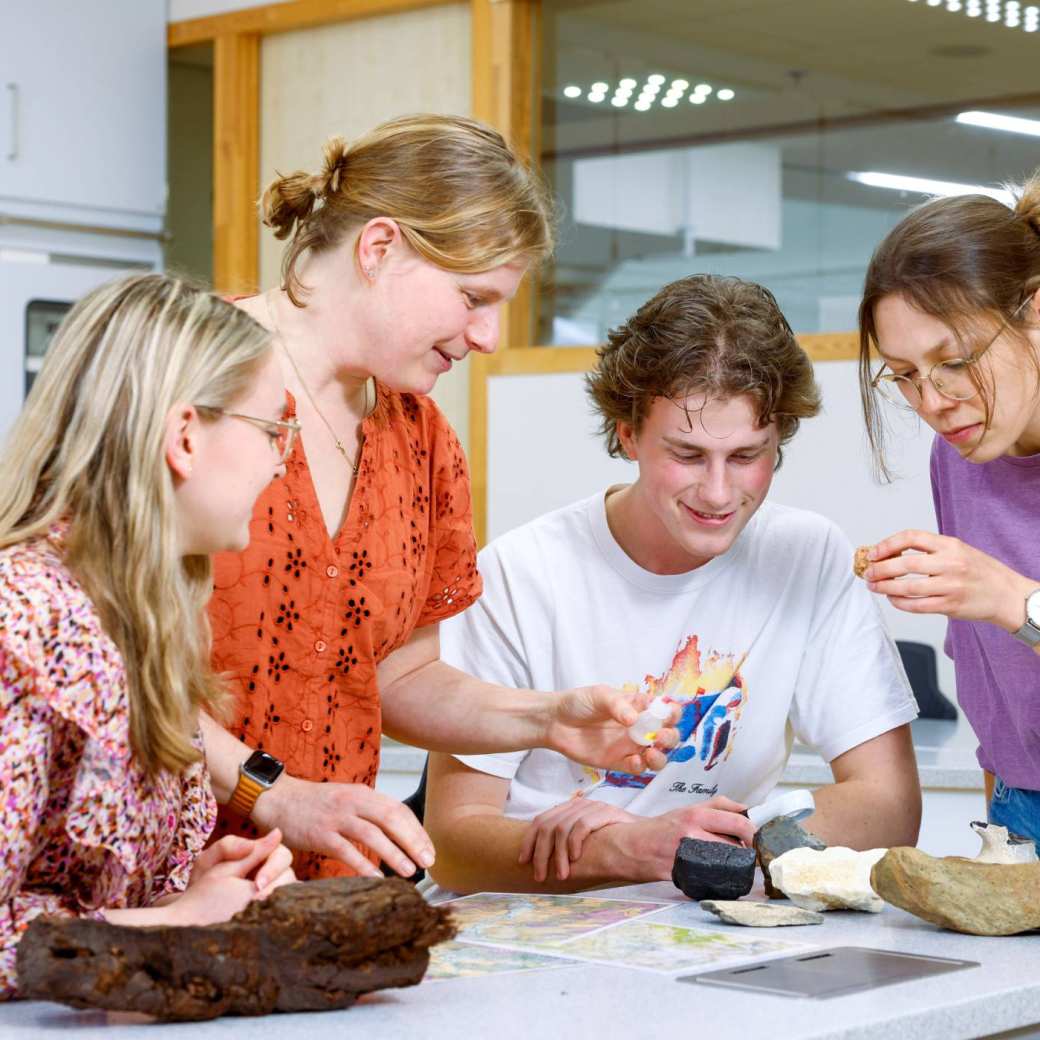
[537,0,1040,344]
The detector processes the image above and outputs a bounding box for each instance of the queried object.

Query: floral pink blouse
[0,529,216,999]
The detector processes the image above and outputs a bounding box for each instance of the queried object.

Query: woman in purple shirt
[856,171,1040,847]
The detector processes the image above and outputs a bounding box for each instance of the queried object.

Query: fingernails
[400,860,417,876]
[419,849,435,868]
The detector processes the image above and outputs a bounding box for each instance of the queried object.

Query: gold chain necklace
[265,293,369,477]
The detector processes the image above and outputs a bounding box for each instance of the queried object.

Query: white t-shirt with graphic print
[441,491,917,820]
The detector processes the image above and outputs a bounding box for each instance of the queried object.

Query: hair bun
[1014,171,1040,238]
[260,137,349,241]
[317,136,349,198]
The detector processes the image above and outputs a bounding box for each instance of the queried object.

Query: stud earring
[364,267,375,279]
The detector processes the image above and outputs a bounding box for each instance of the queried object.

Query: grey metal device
[682,947,979,999]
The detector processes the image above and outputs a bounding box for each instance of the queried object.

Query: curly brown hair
[586,274,821,467]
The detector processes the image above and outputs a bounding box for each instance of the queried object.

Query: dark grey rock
[754,817,827,899]
[672,838,756,901]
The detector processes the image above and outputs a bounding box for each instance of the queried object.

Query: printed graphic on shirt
[601,635,748,790]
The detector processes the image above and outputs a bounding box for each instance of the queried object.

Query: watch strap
[1013,588,1040,647]
[228,771,266,819]
[1013,617,1040,647]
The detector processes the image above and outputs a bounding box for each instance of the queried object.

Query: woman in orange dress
[202,115,673,880]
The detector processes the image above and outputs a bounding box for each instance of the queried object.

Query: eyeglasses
[872,297,1031,411]
[197,406,301,464]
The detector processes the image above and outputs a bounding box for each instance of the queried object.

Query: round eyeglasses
[872,297,1031,411]
[197,406,301,463]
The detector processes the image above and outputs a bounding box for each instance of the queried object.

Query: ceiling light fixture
[956,109,1040,136]
[717,88,735,100]
[689,94,706,104]
[848,170,1014,205]
[563,85,582,98]
[647,74,666,86]
[619,77,637,89]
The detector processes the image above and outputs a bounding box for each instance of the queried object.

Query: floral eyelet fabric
[0,530,216,999]
[208,386,481,879]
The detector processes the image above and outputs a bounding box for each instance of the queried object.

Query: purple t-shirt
[931,435,1040,790]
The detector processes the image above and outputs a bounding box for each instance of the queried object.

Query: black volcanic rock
[754,817,827,899]
[672,838,756,901]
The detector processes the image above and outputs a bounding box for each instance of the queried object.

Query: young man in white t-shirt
[426,275,922,894]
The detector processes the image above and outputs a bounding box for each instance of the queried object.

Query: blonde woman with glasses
[858,170,1040,848]
[0,274,299,998]
[204,113,675,882]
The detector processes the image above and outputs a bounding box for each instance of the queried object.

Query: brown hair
[859,171,1040,479]
[261,114,556,305]
[587,274,821,467]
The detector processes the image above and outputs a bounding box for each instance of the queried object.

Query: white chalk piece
[747,789,815,829]
[627,696,671,747]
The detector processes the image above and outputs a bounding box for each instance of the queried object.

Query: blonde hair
[859,170,1040,478]
[0,274,272,775]
[262,114,556,305]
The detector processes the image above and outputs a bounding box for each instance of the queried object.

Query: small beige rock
[769,846,887,913]
[700,900,824,927]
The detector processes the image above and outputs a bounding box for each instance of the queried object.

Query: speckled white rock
[768,846,887,913]
[970,821,1038,865]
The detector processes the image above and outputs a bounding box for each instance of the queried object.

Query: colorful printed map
[443,893,668,947]
[426,941,577,982]
[532,919,811,974]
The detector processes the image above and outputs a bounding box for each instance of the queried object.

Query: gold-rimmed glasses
[872,297,1031,410]
[197,406,301,464]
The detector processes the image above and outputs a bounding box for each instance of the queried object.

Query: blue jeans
[988,776,1040,853]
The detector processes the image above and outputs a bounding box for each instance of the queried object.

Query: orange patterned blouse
[207,385,481,878]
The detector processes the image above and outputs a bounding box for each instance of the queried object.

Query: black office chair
[895,640,957,721]
[381,758,429,883]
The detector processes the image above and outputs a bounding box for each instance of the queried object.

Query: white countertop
[381,716,986,791]
[3,878,1038,1040]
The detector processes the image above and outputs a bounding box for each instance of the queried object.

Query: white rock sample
[970,821,1038,865]
[700,900,823,927]
[768,846,887,913]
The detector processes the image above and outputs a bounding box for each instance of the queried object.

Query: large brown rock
[16,877,456,1021]
[870,846,1040,935]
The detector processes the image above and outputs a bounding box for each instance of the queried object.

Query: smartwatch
[227,749,285,819]
[1013,588,1040,648]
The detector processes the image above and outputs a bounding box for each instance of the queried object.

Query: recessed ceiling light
[694,83,712,95]
[644,83,661,95]
[619,77,637,89]
[611,96,628,107]
[634,100,651,111]
[661,97,679,108]
[957,109,1040,136]
[588,92,606,103]
[689,94,706,104]
[563,85,582,98]
[717,88,735,101]
[848,170,1014,205]
[671,78,689,90]
[591,81,609,92]
[647,74,666,86]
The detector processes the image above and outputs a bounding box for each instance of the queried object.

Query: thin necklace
[265,293,369,477]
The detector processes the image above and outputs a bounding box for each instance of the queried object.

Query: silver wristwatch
[1013,588,1040,647]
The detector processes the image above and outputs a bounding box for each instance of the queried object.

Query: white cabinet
[0,1,167,230]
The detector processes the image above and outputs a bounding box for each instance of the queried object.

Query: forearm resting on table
[800,725,921,849]
[425,755,629,894]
